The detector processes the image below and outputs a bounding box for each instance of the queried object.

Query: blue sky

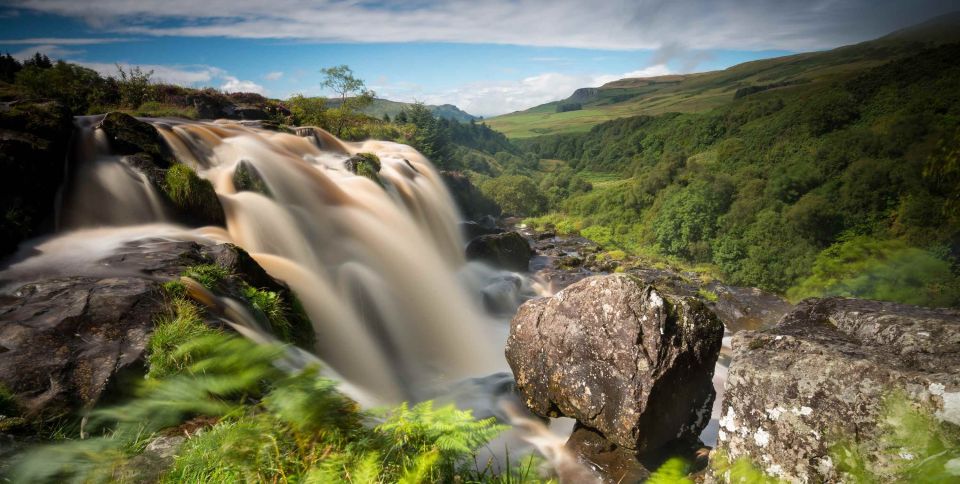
[0,1,956,116]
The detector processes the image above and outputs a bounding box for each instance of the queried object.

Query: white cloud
[78,61,225,85]
[0,37,133,45]
[7,0,957,51]
[263,71,283,81]
[11,44,82,60]
[221,76,266,94]
[382,64,672,117]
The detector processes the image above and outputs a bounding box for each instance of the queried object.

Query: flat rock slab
[712,297,960,482]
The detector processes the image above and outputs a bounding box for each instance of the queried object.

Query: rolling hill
[326,97,477,122]
[487,12,960,138]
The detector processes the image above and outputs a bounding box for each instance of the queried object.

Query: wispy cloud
[0,37,134,45]
[263,71,283,81]
[78,61,225,85]
[5,0,957,51]
[380,64,672,117]
[10,44,82,60]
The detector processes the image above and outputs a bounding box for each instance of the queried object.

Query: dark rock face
[440,171,501,220]
[459,221,503,241]
[0,239,305,421]
[711,297,960,482]
[465,231,533,272]
[505,274,724,456]
[0,98,73,256]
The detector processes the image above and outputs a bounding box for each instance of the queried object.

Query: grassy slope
[487,13,960,138]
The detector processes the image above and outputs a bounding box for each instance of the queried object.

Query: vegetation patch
[163,164,226,226]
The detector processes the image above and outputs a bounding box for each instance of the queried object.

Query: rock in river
[505,274,724,469]
[465,231,533,272]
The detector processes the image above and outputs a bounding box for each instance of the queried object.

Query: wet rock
[0,239,306,422]
[0,97,73,256]
[465,231,533,272]
[440,171,501,220]
[98,112,174,175]
[459,221,503,240]
[121,435,185,481]
[344,152,382,185]
[505,274,724,456]
[233,159,272,196]
[481,274,524,314]
[711,297,960,482]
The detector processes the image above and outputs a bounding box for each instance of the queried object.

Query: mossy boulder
[465,231,533,272]
[164,164,225,226]
[98,112,225,227]
[233,159,272,197]
[344,152,382,186]
[0,97,73,256]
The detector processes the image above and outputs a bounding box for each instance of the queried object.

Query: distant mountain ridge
[326,97,477,122]
[487,11,960,138]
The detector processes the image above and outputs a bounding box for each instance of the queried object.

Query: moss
[240,283,315,349]
[345,152,383,186]
[163,164,225,226]
[698,288,719,302]
[0,384,26,432]
[182,264,230,290]
[748,338,768,350]
[232,160,271,197]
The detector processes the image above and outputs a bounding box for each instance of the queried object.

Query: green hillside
[327,97,477,122]
[487,12,960,138]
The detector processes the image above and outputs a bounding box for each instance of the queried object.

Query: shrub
[787,237,960,307]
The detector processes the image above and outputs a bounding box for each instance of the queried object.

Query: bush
[481,175,545,216]
[787,237,960,307]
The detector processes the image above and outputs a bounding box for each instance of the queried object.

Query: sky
[0,0,956,116]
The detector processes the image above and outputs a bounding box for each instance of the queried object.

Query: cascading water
[51,115,510,405]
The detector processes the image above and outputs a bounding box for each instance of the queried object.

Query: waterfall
[52,117,506,404]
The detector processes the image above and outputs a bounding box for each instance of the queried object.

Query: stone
[0,98,73,256]
[711,297,960,482]
[505,274,724,455]
[465,231,533,272]
[0,238,308,421]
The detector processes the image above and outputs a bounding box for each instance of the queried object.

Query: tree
[287,94,326,126]
[0,53,21,83]
[116,64,154,108]
[320,65,374,137]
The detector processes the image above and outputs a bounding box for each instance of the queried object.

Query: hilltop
[487,12,960,138]
[326,97,477,122]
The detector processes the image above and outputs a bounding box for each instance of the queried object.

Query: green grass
[147,296,220,379]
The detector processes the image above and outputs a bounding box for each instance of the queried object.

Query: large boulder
[0,238,310,422]
[466,231,533,272]
[506,274,724,458]
[711,297,960,482]
[0,97,73,256]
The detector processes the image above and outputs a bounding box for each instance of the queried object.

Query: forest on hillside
[496,43,960,307]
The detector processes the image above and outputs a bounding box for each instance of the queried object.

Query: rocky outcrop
[440,171,501,220]
[0,238,309,422]
[505,274,724,478]
[344,152,382,185]
[466,231,533,272]
[711,297,960,482]
[0,97,73,256]
[98,112,225,227]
